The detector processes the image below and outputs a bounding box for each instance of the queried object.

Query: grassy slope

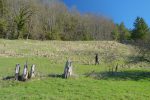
[0,39,150,100]
[0,39,136,64]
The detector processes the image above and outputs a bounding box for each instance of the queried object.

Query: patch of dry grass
[0,39,141,65]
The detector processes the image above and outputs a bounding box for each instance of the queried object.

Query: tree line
[0,0,114,40]
[0,0,150,41]
[112,17,150,42]
[111,17,150,62]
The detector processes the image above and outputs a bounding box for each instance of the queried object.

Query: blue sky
[62,0,150,29]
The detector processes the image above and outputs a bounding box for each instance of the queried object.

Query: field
[0,39,150,100]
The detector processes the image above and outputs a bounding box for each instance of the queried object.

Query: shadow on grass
[2,74,64,81]
[85,70,150,81]
[48,74,78,79]
[3,75,22,81]
[48,74,63,78]
[127,55,150,64]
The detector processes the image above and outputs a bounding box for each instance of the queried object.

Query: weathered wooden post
[95,53,99,65]
[22,64,28,81]
[115,63,118,72]
[15,64,20,80]
[30,64,35,78]
[63,60,73,79]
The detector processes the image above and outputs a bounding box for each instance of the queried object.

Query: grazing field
[0,39,150,100]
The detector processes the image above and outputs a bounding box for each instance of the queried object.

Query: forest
[0,0,149,41]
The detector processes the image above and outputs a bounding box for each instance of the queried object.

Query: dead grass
[0,39,141,64]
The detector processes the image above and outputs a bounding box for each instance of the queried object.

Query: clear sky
[62,0,150,29]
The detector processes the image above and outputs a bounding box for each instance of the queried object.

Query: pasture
[0,39,150,100]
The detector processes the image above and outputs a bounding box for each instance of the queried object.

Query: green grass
[1,77,150,100]
[0,39,150,100]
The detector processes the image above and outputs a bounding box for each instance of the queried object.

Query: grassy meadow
[0,39,150,100]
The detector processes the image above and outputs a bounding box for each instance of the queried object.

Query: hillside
[0,39,137,63]
[0,39,150,100]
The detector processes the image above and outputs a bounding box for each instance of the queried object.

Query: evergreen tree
[119,22,131,41]
[132,17,149,40]
[112,24,120,40]
[112,22,130,41]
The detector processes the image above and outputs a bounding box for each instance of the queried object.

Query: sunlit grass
[0,39,150,100]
